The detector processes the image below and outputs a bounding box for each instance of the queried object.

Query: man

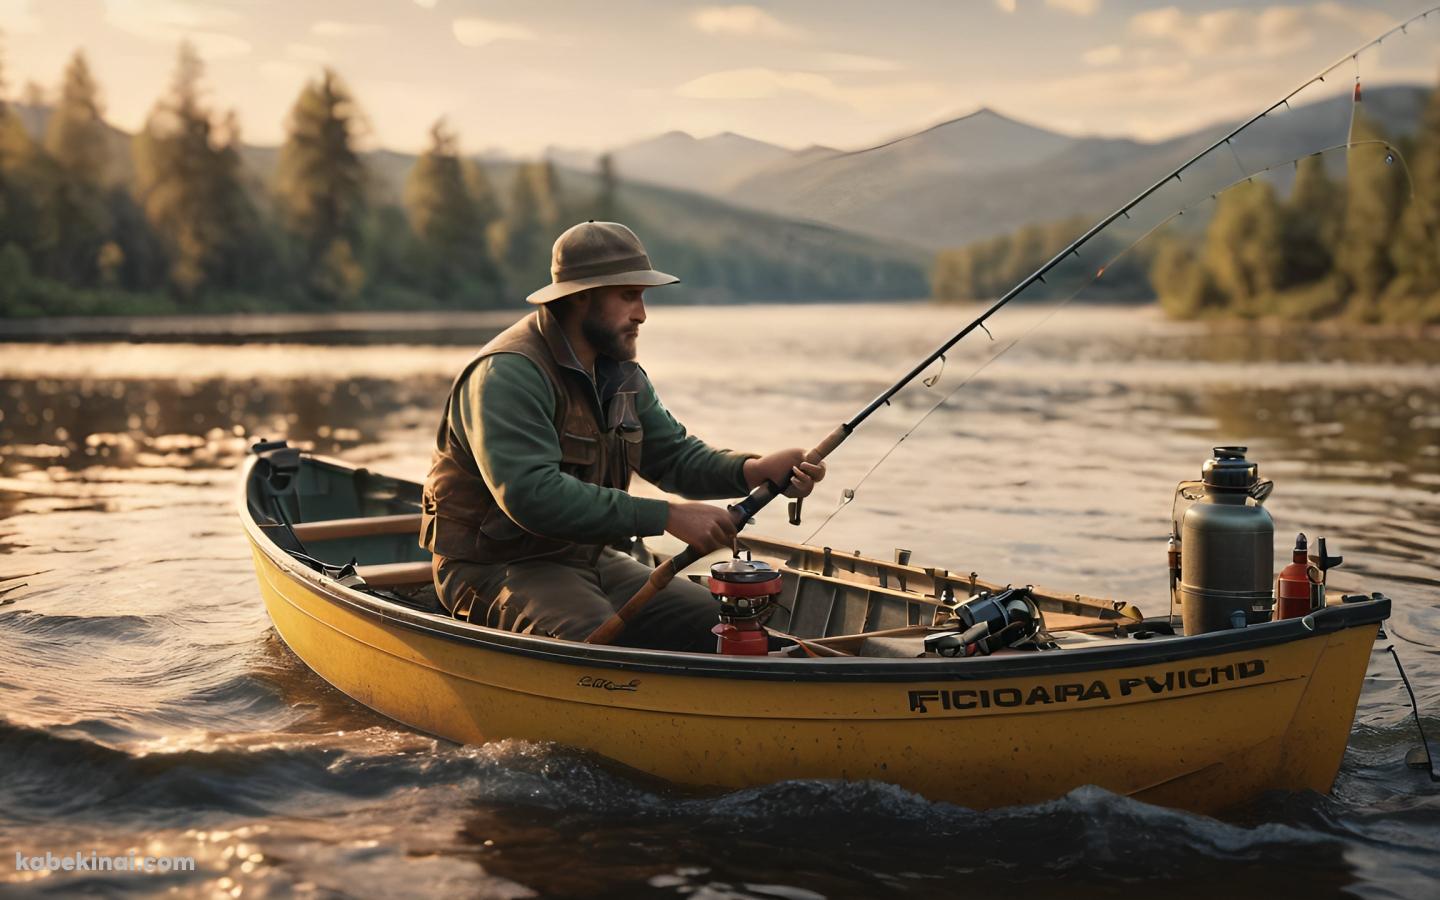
[422,221,825,652]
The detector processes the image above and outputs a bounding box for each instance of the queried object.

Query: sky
[2,0,1438,156]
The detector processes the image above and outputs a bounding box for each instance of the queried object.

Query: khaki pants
[433,547,719,653]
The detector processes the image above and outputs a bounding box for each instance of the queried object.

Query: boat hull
[246,532,1380,814]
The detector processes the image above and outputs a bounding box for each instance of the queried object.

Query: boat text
[907,659,1267,713]
[577,675,641,692]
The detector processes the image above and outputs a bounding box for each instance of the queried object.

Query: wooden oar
[584,427,846,645]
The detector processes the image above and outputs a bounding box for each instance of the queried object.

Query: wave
[5,716,1435,890]
[0,719,468,825]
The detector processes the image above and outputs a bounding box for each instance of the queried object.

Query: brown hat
[525,221,680,305]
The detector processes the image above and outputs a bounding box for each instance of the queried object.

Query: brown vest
[420,308,645,564]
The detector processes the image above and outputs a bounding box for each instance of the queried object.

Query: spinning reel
[925,586,1053,658]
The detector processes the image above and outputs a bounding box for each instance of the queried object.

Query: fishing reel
[925,586,1051,658]
[708,555,782,656]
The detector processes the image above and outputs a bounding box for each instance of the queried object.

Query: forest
[0,43,928,318]
[933,81,1440,324]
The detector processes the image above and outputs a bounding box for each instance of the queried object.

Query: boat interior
[247,446,1172,658]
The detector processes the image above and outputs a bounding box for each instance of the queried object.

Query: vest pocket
[477,505,527,541]
[620,426,643,472]
[559,431,600,467]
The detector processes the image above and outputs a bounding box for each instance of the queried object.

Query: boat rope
[1386,645,1440,782]
[805,139,1415,542]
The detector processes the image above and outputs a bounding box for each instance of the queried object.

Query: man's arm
[456,354,670,543]
[633,375,754,499]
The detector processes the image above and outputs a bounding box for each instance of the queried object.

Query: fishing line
[1386,646,1440,782]
[804,139,1415,543]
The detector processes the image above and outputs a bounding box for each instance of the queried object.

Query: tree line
[934,80,1440,324]
[0,43,621,317]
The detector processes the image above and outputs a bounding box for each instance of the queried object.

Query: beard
[581,308,638,361]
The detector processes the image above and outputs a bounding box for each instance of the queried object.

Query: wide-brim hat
[525,220,680,305]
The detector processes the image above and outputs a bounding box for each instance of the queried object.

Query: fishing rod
[583,6,1440,647]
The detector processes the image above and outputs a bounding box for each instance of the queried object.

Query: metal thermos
[1175,447,1275,635]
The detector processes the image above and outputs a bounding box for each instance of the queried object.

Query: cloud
[991,51,1356,141]
[452,18,537,47]
[285,43,330,63]
[311,21,384,39]
[185,31,251,59]
[260,59,311,84]
[691,5,805,40]
[1047,0,1100,15]
[1082,44,1122,66]
[677,68,831,101]
[0,0,40,35]
[103,1,250,58]
[1311,2,1395,38]
[810,52,902,73]
[1128,6,1316,60]
[994,0,1016,13]
[674,67,946,114]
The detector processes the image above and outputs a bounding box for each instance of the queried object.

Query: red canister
[1275,533,1311,620]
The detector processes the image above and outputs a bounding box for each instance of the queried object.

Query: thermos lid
[710,558,780,583]
[1202,446,1259,490]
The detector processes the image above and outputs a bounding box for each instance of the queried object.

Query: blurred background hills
[2,41,1438,323]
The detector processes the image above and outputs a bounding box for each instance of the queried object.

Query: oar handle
[583,425,850,646]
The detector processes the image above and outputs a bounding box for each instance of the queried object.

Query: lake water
[1,303,1437,898]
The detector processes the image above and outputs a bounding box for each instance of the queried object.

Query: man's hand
[743,448,827,498]
[665,501,739,553]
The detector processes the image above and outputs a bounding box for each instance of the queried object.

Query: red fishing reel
[709,557,782,656]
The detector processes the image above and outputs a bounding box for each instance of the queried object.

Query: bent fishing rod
[583,5,1440,646]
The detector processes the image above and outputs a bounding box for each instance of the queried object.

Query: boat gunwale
[238,455,1392,684]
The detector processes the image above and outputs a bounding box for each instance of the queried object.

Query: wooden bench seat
[355,560,434,588]
[291,513,422,543]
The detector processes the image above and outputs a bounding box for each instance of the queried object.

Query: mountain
[12,106,930,303]
[552,130,797,195]
[728,108,1078,248]
[481,160,931,303]
[720,89,1433,250]
[13,103,136,185]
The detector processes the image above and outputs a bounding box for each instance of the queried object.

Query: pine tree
[1388,79,1440,305]
[1201,179,1284,316]
[531,158,564,227]
[931,247,976,302]
[497,161,554,291]
[1150,234,1222,319]
[133,43,264,296]
[276,68,367,302]
[999,223,1045,290]
[1334,113,1407,318]
[40,50,112,284]
[462,158,500,225]
[1282,154,1342,287]
[44,52,110,179]
[596,153,619,221]
[0,32,40,255]
[404,118,500,301]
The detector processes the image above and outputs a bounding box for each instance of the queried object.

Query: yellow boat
[239,443,1389,815]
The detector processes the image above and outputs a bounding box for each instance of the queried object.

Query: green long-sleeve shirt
[452,353,753,545]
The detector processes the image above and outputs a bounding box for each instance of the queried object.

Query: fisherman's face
[581,286,647,361]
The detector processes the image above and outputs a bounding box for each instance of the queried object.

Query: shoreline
[0,310,526,345]
[3,302,1437,346]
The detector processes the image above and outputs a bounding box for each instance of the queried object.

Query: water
[1,303,1437,898]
